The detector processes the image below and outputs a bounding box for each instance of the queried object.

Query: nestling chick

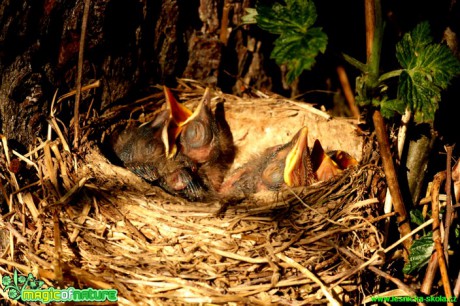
[109,102,208,201]
[108,86,235,202]
[310,139,358,181]
[219,127,316,197]
[166,87,235,191]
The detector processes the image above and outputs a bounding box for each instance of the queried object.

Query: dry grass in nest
[0,82,387,305]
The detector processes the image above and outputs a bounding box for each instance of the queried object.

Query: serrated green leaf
[398,70,440,122]
[396,21,460,123]
[271,27,327,83]
[380,99,406,119]
[396,22,432,69]
[402,232,434,274]
[254,0,328,84]
[256,0,317,34]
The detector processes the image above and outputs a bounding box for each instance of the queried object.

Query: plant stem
[366,0,383,86]
[337,66,361,120]
[364,0,375,61]
[342,53,367,72]
[365,0,412,256]
[373,111,413,254]
[378,69,404,82]
[443,145,454,260]
[420,251,438,295]
[431,171,454,304]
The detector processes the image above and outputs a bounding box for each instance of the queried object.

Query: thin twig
[284,99,332,120]
[73,0,91,148]
[431,171,453,304]
[336,65,360,120]
[373,111,412,256]
[420,252,438,295]
[276,253,342,306]
[331,244,420,301]
[332,218,433,288]
[384,218,433,255]
[443,145,454,262]
[454,269,460,297]
[58,80,100,104]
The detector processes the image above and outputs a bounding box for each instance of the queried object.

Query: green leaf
[403,232,434,274]
[396,21,460,123]
[256,0,318,34]
[241,8,258,25]
[396,22,433,69]
[254,0,328,84]
[409,209,425,226]
[271,27,327,83]
[380,98,406,119]
[398,70,440,122]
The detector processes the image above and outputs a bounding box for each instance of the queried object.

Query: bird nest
[0,82,386,305]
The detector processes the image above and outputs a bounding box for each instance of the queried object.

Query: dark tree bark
[0,0,156,148]
[0,0,273,151]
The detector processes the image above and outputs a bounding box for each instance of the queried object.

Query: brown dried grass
[0,82,386,305]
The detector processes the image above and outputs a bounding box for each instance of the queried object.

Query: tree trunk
[0,0,272,151]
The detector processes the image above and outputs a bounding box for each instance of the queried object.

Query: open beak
[164,86,192,124]
[310,139,342,181]
[283,127,316,187]
[162,87,213,158]
[162,86,193,158]
[328,150,358,169]
[180,87,210,126]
